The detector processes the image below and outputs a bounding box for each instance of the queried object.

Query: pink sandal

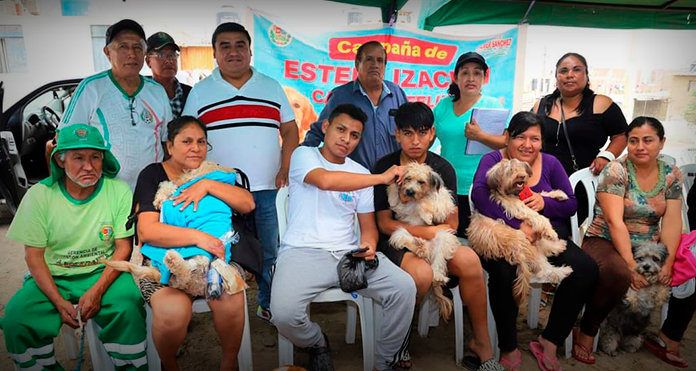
[499,349,521,371]
[530,341,562,371]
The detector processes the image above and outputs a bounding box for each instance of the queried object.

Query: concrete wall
[668,75,696,121]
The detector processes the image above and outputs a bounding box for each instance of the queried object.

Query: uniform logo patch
[340,192,354,202]
[141,109,153,125]
[98,223,114,242]
[75,128,88,137]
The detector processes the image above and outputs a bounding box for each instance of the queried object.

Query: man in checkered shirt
[145,32,191,118]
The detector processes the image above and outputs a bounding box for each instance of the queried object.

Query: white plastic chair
[145,294,253,371]
[277,289,375,371]
[658,154,677,166]
[275,187,375,371]
[416,262,500,363]
[679,163,696,232]
[656,164,696,331]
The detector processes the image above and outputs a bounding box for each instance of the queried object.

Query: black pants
[662,291,696,342]
[480,223,599,351]
[457,195,472,238]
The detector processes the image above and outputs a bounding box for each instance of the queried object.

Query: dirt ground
[0,216,694,371]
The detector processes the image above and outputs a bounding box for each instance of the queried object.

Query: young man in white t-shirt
[270,103,416,371]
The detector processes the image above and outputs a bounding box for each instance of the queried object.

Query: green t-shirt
[6,177,134,276]
[433,95,504,195]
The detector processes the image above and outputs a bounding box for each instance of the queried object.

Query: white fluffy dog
[387,162,460,319]
[467,158,572,304]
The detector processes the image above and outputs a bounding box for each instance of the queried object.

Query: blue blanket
[141,170,237,284]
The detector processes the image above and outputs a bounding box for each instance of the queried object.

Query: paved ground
[0,211,694,370]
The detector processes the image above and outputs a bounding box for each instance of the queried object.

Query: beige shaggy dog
[387,162,460,320]
[105,161,246,297]
[467,158,572,304]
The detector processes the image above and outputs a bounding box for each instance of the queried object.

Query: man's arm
[304,165,403,192]
[25,246,79,328]
[78,237,133,320]
[354,212,379,260]
[277,120,300,188]
[376,207,457,241]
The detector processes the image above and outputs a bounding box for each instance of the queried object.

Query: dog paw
[433,272,450,285]
[544,266,573,283]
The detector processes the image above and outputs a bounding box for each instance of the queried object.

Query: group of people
[1,17,695,371]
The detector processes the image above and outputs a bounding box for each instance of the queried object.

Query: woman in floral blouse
[572,116,683,365]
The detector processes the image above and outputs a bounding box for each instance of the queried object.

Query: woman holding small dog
[576,117,684,366]
[471,111,599,371]
[132,116,255,371]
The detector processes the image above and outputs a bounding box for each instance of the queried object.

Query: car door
[0,79,81,213]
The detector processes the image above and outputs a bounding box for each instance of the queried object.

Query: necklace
[626,158,665,198]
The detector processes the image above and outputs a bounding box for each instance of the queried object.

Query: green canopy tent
[327,0,695,30]
[423,0,696,30]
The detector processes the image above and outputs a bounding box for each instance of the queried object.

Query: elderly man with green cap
[1,124,148,371]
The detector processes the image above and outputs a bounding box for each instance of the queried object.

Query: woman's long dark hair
[542,52,594,116]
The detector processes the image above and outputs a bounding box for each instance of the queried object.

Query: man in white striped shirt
[182,22,299,321]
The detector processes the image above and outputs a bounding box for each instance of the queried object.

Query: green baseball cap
[41,124,120,186]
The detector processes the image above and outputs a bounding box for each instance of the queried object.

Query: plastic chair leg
[528,285,542,329]
[346,301,357,344]
[60,325,79,360]
[86,319,115,371]
[453,285,465,365]
[417,292,432,338]
[358,296,375,371]
[278,333,294,366]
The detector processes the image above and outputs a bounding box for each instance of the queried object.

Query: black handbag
[230,169,264,277]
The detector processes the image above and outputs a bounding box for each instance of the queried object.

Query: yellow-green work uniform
[1,177,147,371]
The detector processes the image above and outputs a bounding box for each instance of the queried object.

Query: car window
[22,86,74,123]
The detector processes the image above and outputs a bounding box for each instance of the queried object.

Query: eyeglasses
[129,98,137,126]
[152,52,179,61]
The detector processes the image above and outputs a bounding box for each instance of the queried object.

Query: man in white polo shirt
[183,22,299,321]
[58,19,173,191]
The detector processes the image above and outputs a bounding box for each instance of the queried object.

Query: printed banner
[252,12,519,139]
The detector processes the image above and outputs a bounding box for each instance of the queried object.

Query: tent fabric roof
[423,0,696,30]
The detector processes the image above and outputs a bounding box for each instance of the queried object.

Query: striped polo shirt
[183,67,295,192]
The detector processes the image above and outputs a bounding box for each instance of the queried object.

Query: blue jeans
[252,189,279,310]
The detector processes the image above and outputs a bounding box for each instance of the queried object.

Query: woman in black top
[132,116,255,371]
[533,53,628,177]
[532,53,628,227]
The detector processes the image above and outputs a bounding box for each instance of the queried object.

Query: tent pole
[518,0,536,25]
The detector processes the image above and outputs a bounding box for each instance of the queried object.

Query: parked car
[0,79,81,213]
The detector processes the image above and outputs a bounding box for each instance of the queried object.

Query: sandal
[478,359,506,371]
[394,349,411,370]
[571,327,596,365]
[530,341,562,371]
[644,337,689,368]
[499,349,521,371]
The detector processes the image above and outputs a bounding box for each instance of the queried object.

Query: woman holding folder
[434,51,508,237]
